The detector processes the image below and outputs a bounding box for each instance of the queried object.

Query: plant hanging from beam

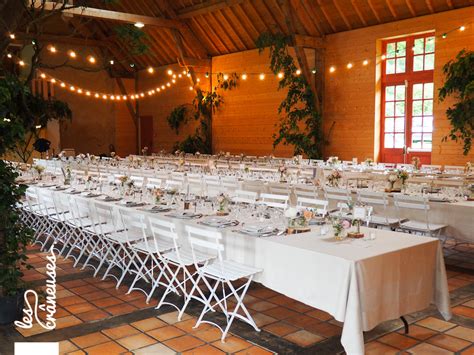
[438,49,474,155]
[167,74,237,154]
[256,32,324,158]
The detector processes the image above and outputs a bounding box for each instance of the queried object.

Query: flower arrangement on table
[465,162,472,174]
[154,188,164,204]
[327,156,340,166]
[278,164,288,181]
[387,173,399,191]
[33,164,45,178]
[364,158,374,166]
[327,170,342,187]
[331,217,351,240]
[119,175,129,187]
[397,170,409,188]
[61,164,72,185]
[216,193,230,215]
[412,156,421,171]
[284,207,309,232]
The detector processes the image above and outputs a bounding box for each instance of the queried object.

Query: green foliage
[255,32,324,158]
[167,105,188,134]
[115,25,149,55]
[0,160,34,297]
[174,133,209,154]
[438,49,474,155]
[216,73,239,91]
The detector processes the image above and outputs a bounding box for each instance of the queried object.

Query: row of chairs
[21,187,262,342]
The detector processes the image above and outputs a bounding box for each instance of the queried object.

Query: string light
[189,86,193,90]
[35,125,42,129]
[311,68,317,74]
[167,69,173,75]
[205,72,209,78]
[6,53,12,58]
[242,73,247,80]
[134,22,144,28]
[86,91,91,96]
[70,86,75,91]
[196,78,200,83]
[9,33,15,39]
[147,67,154,74]
[277,72,284,79]
[172,79,176,83]
[223,74,229,80]
[259,73,265,80]
[68,50,76,58]
[442,33,447,39]
[122,95,127,100]
[50,78,56,83]
[186,72,191,77]
[346,63,353,69]
[140,93,145,97]
[77,88,83,94]
[48,45,57,53]
[296,69,301,75]
[18,60,25,66]
[109,60,114,65]
[40,73,46,79]
[329,66,336,73]
[60,82,66,88]
[363,59,369,66]
[102,95,107,100]
[459,25,465,31]
[87,56,96,64]
[94,93,99,98]
[381,54,386,60]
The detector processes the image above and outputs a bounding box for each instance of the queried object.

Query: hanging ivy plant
[115,25,149,55]
[216,73,239,91]
[167,105,188,134]
[256,32,324,158]
[438,49,474,155]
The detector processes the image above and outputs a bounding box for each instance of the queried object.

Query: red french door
[380,33,435,165]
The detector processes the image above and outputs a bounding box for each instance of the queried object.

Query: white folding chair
[146,177,162,189]
[259,193,289,209]
[130,175,145,188]
[268,183,289,195]
[324,187,352,217]
[296,197,328,216]
[393,194,447,237]
[294,184,318,199]
[181,225,262,341]
[357,190,398,228]
[232,190,258,204]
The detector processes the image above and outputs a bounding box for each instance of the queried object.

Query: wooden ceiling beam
[177,0,245,19]
[294,34,325,49]
[333,0,352,30]
[385,0,398,19]
[32,1,182,29]
[181,57,211,68]
[405,0,416,17]
[350,0,368,26]
[301,0,325,36]
[367,0,382,23]
[425,0,435,13]
[316,0,337,33]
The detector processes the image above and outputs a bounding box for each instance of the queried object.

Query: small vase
[334,229,345,240]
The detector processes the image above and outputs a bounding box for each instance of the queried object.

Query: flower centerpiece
[119,175,129,187]
[327,170,342,187]
[284,207,309,233]
[364,158,374,166]
[465,162,472,174]
[412,156,421,171]
[61,164,71,185]
[33,164,45,179]
[154,188,164,204]
[216,193,230,215]
[331,217,351,240]
[278,164,288,181]
[387,172,399,191]
[397,170,409,189]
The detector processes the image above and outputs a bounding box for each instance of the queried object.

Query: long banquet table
[36,186,452,355]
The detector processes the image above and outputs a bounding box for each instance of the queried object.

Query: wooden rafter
[294,35,325,49]
[300,0,325,36]
[425,0,435,13]
[215,9,247,51]
[405,0,416,17]
[316,0,337,33]
[367,0,382,23]
[350,0,367,26]
[333,0,352,30]
[279,0,321,112]
[177,0,245,19]
[32,1,182,29]
[385,0,398,19]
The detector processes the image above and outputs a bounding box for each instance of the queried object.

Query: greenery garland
[256,32,324,158]
[438,49,474,155]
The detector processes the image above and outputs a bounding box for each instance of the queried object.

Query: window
[380,33,435,163]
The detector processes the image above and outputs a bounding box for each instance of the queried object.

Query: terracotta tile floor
[2,242,473,355]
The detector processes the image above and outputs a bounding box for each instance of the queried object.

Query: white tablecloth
[42,188,451,355]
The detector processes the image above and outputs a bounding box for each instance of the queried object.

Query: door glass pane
[411,133,422,148]
[395,102,405,116]
[386,59,396,74]
[412,117,423,130]
[395,117,405,132]
[396,58,406,73]
[385,102,394,116]
[387,43,396,58]
[397,41,406,56]
[413,84,423,99]
[386,86,395,100]
[394,133,404,148]
[413,55,424,71]
[424,54,435,70]
[412,101,422,115]
[423,100,433,115]
[424,83,434,99]
[385,117,394,132]
[384,133,394,148]
[413,38,424,54]
[423,116,433,132]
[395,85,405,100]
[425,37,435,52]
[423,134,432,148]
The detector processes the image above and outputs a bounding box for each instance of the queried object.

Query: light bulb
[95,93,99,98]
[110,95,115,100]
[242,73,247,80]
[277,72,284,79]
[296,69,301,75]
[9,33,15,39]
[167,69,173,75]
[157,88,161,92]
[381,54,386,60]
[68,50,76,58]
[186,72,191,77]
[60,82,66,88]
[172,79,176,83]
[161,85,165,89]
[329,66,336,73]
[77,88,83,94]
[122,95,127,100]
[40,73,46,79]
[6,53,12,58]
[116,96,121,100]
[196,78,200,82]
[189,86,193,91]
[147,67,154,74]
[140,93,145,97]
[134,22,144,28]
[259,73,265,80]
[178,74,182,78]
[166,82,171,87]
[346,63,353,69]
[109,60,114,65]
[50,78,56,83]
[48,45,57,53]
[223,74,229,80]
[460,26,465,31]
[70,86,75,91]
[86,91,91,96]
[363,59,369,66]
[88,56,96,64]
[18,60,25,66]
[102,95,107,99]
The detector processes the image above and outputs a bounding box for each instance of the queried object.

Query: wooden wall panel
[114,78,136,157]
[324,7,473,165]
